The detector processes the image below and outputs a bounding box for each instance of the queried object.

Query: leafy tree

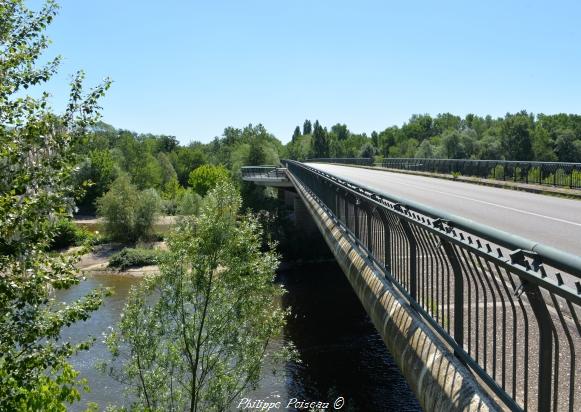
[176,189,202,215]
[433,113,462,134]
[415,139,436,158]
[479,130,504,159]
[0,1,111,409]
[247,143,267,165]
[303,119,312,135]
[371,131,379,147]
[501,112,534,160]
[359,142,377,158]
[311,120,329,158]
[401,114,435,141]
[292,125,301,142]
[158,152,178,188]
[102,183,290,412]
[378,127,399,157]
[555,129,581,162]
[531,125,557,161]
[97,175,160,242]
[156,135,179,153]
[75,149,120,213]
[170,146,208,186]
[188,164,230,196]
[331,123,350,141]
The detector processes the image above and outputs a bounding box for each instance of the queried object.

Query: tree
[501,112,533,160]
[292,126,301,142]
[247,143,266,165]
[359,142,377,158]
[75,149,120,213]
[102,183,290,412]
[188,164,230,196]
[311,120,329,158]
[170,146,208,186]
[555,129,581,162]
[531,125,557,161]
[331,123,350,141]
[0,1,111,409]
[96,175,160,242]
[401,114,435,141]
[158,152,178,188]
[303,119,312,135]
[415,139,436,158]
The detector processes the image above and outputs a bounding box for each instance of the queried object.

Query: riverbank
[75,243,163,276]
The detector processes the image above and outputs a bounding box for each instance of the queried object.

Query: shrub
[108,248,163,270]
[176,189,202,215]
[188,164,230,196]
[134,188,161,241]
[97,175,160,242]
[49,219,92,250]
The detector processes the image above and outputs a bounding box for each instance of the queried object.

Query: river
[59,262,421,411]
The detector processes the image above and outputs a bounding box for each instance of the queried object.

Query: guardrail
[308,157,373,166]
[284,159,581,412]
[240,166,287,180]
[307,157,581,189]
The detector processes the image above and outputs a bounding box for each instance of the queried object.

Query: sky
[31,0,581,144]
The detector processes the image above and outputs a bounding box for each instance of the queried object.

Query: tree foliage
[0,1,111,409]
[285,111,581,162]
[292,125,301,142]
[102,183,290,412]
[303,119,312,135]
[311,120,329,158]
[188,164,230,197]
[96,175,160,243]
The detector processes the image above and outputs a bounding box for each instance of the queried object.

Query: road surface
[307,163,581,257]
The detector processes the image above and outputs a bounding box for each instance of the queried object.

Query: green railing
[284,159,581,412]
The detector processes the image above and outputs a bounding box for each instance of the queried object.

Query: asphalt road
[307,163,581,258]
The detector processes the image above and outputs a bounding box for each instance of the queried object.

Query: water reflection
[60,262,420,411]
[278,262,421,412]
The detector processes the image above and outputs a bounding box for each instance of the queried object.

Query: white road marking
[321,167,581,228]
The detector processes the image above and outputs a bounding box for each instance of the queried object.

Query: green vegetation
[102,183,292,411]
[108,248,163,270]
[49,218,94,250]
[97,175,161,243]
[287,113,581,163]
[188,164,230,196]
[0,1,110,409]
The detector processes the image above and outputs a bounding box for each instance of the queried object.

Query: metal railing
[240,166,287,180]
[308,157,373,166]
[284,159,581,412]
[307,157,581,189]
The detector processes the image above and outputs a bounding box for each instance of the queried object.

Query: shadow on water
[59,262,420,411]
[278,262,421,412]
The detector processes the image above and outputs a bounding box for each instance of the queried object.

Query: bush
[108,248,163,270]
[97,175,161,243]
[49,219,92,250]
[176,189,202,215]
[188,164,230,196]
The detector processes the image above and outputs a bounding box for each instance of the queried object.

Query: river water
[60,262,421,411]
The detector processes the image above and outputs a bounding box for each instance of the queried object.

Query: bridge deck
[307,163,581,258]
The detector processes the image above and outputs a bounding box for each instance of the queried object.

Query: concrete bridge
[241,161,581,412]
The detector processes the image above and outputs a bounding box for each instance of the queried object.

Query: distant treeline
[74,122,283,213]
[76,111,581,211]
[286,112,581,163]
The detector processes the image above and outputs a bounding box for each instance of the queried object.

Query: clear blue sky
[35,0,581,144]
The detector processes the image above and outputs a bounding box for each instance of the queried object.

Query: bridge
[241,160,581,412]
